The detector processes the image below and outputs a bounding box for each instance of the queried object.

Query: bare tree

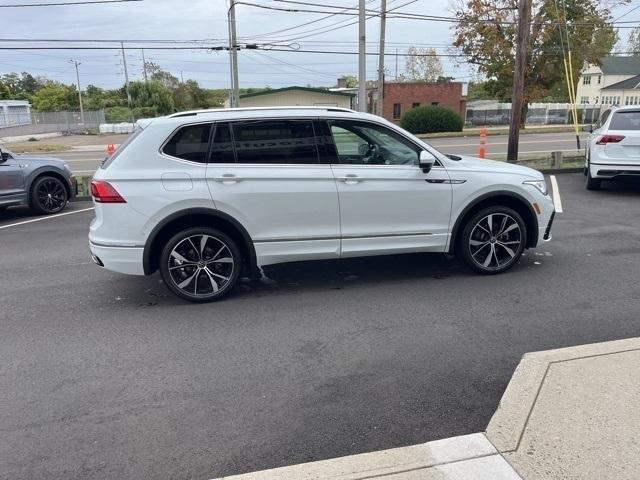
[629,27,640,55]
[401,47,443,82]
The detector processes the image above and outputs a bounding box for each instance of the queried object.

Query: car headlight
[523,179,547,196]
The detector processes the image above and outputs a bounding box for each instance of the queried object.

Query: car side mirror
[582,125,593,133]
[419,151,436,173]
[0,149,6,163]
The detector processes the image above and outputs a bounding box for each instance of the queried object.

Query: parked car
[583,105,640,190]
[89,107,555,302]
[0,147,75,214]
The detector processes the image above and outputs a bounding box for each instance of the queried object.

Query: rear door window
[210,123,235,163]
[231,120,319,164]
[162,123,212,163]
[609,111,640,130]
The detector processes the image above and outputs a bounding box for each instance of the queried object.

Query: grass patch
[3,143,71,153]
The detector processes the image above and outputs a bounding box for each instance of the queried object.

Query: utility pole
[68,59,85,125]
[180,70,184,83]
[507,0,533,163]
[358,0,366,112]
[376,0,386,117]
[228,0,240,107]
[121,42,133,120]
[141,48,147,82]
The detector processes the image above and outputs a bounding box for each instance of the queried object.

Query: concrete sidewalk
[216,338,640,479]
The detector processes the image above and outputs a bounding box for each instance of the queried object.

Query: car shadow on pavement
[598,178,640,195]
[127,253,479,307]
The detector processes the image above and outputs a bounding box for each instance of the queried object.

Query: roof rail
[167,106,356,118]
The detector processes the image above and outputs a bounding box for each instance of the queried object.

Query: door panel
[206,120,341,265]
[332,164,453,255]
[326,120,453,256]
[0,156,26,204]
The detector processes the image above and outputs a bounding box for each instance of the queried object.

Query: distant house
[382,82,467,124]
[235,86,355,109]
[0,100,32,128]
[575,56,640,106]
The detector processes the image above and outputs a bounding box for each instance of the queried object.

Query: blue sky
[0,0,635,90]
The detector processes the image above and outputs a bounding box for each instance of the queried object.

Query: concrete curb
[213,433,521,480]
[486,337,640,453]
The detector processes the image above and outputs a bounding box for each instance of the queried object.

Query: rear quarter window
[162,123,212,163]
[608,111,640,130]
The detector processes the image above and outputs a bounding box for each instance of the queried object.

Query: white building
[576,56,640,106]
[0,100,32,128]
[232,87,355,109]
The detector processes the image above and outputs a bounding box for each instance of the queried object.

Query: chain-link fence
[0,110,105,138]
[465,102,601,127]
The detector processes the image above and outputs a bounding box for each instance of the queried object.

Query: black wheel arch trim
[448,190,539,253]
[143,208,258,276]
[27,166,73,200]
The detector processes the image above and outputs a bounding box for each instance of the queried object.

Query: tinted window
[163,123,212,163]
[232,120,318,164]
[210,123,235,163]
[595,109,610,130]
[609,111,640,130]
[329,120,420,166]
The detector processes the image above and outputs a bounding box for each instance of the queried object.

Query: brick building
[382,82,467,124]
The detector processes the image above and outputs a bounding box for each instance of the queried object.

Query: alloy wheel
[167,234,235,297]
[36,178,66,213]
[468,213,522,270]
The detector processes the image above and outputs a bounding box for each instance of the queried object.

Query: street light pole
[377,0,387,116]
[228,0,240,107]
[69,59,85,125]
[358,0,366,112]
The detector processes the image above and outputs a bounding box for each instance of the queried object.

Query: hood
[14,154,67,168]
[451,154,543,179]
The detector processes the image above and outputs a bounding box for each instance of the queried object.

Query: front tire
[30,176,68,214]
[458,206,527,275]
[159,227,242,303]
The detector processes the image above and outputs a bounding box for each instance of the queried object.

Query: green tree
[339,75,358,88]
[128,80,175,115]
[0,81,9,99]
[452,0,618,103]
[30,82,78,111]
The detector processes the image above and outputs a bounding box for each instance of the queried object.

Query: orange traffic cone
[106,144,115,156]
[478,128,487,159]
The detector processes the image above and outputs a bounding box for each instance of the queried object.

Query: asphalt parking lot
[2,173,640,480]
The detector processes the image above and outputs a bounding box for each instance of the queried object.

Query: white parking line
[0,207,94,230]
[550,175,563,213]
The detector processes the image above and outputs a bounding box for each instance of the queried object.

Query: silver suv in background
[0,147,75,214]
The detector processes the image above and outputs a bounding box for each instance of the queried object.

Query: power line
[0,0,141,7]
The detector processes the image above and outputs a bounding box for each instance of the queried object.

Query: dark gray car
[0,147,75,214]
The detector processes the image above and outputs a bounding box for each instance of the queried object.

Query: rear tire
[586,168,602,190]
[30,176,68,214]
[457,206,527,275]
[159,227,241,303]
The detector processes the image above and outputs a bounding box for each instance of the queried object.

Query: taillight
[596,134,625,145]
[91,180,126,203]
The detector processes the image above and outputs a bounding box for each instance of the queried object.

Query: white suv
[89,107,555,302]
[584,105,640,190]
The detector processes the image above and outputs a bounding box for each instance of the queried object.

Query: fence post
[551,151,562,169]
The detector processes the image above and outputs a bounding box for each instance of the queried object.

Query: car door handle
[337,174,362,184]
[212,174,242,183]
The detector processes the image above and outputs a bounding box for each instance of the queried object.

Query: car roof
[608,105,640,112]
[148,106,381,127]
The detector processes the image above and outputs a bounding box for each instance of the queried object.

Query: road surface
[1,174,639,479]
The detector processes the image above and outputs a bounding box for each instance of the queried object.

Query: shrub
[104,106,132,123]
[399,105,463,134]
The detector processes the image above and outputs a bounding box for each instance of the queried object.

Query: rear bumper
[89,241,145,276]
[590,162,640,179]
